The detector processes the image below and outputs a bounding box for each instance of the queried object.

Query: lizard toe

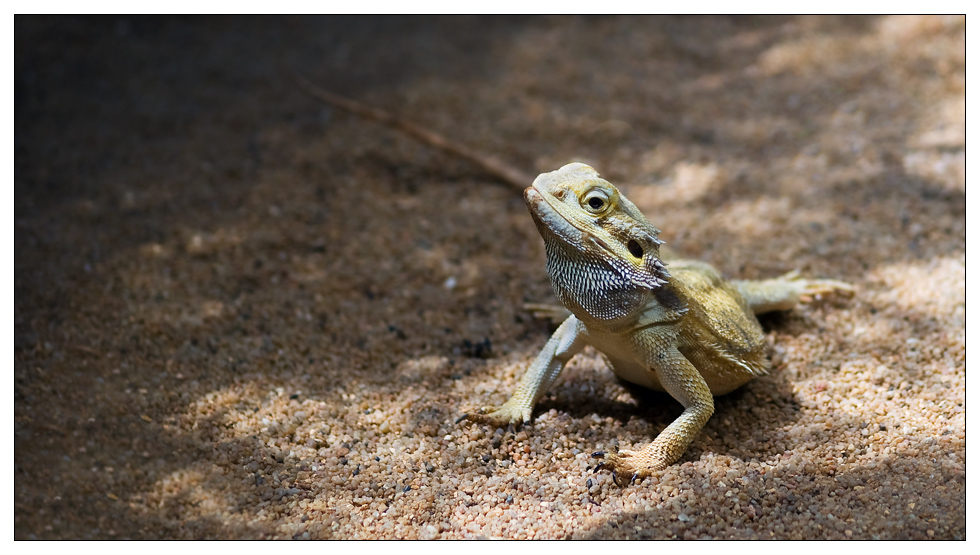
[592,450,660,486]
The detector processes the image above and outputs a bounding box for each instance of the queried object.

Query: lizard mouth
[524,185,606,251]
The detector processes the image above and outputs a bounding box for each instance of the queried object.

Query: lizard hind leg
[732,270,854,315]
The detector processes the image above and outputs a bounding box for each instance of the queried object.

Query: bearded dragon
[292,78,853,484]
[460,163,853,484]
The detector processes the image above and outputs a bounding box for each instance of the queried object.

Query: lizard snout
[523,186,539,203]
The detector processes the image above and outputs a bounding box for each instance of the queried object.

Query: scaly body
[462,163,852,483]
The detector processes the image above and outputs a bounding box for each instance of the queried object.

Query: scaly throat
[543,236,651,323]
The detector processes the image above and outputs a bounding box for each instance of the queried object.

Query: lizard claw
[778,270,854,301]
[590,451,643,486]
[591,449,662,486]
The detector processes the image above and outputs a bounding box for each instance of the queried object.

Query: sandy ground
[14,16,964,539]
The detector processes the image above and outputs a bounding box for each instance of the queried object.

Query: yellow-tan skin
[461,163,852,484]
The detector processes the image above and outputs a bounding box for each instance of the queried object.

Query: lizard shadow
[537,374,801,465]
[532,316,807,465]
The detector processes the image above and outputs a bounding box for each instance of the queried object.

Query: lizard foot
[457,402,531,429]
[591,449,666,487]
[523,303,572,325]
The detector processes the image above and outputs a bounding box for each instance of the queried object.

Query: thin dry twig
[291,72,534,192]
[69,345,101,357]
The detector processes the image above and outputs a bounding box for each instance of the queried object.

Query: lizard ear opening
[626,239,644,259]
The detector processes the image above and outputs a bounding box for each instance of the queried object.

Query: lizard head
[525,163,670,322]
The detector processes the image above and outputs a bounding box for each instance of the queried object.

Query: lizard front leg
[596,340,713,485]
[460,315,588,427]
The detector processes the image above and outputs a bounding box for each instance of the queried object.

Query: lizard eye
[583,190,609,212]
